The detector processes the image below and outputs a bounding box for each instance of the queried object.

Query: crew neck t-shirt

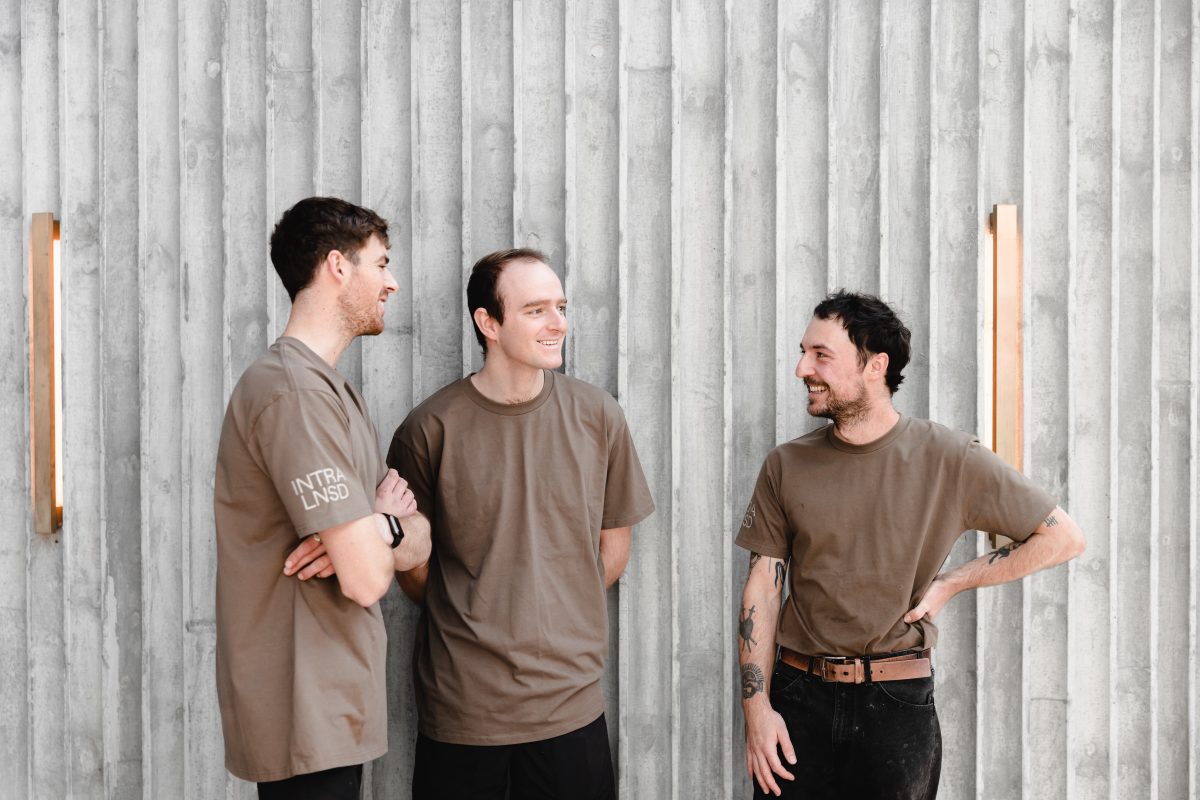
[214,336,388,781]
[734,415,1056,657]
[388,369,655,746]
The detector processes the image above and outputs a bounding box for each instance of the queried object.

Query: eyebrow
[521,298,568,309]
[800,343,831,352]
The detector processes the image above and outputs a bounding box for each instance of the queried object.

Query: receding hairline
[494,256,562,313]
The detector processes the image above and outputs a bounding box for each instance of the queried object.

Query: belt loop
[862,654,873,685]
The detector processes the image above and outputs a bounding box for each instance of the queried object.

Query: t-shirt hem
[418,707,605,747]
[1005,499,1058,543]
[226,742,388,784]
[733,532,789,560]
[602,501,656,530]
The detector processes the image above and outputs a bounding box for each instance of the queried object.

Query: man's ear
[867,351,890,383]
[473,307,500,344]
[320,249,352,286]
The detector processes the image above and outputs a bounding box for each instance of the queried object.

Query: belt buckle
[823,656,863,684]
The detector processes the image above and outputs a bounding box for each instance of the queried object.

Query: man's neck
[470,358,545,405]
[281,299,353,368]
[831,401,901,445]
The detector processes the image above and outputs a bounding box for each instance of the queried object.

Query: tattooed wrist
[741,663,765,699]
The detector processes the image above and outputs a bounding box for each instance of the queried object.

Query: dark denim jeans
[754,660,941,799]
[412,713,615,800]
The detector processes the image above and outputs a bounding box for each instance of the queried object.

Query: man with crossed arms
[736,290,1084,799]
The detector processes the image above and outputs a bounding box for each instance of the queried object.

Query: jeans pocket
[874,677,936,710]
[769,661,807,697]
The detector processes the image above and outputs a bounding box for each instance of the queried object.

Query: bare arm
[599,526,631,588]
[904,505,1086,624]
[740,552,796,797]
[310,514,396,607]
[284,469,431,600]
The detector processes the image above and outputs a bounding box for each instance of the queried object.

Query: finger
[284,537,322,574]
[393,476,408,492]
[903,603,925,623]
[298,556,331,581]
[317,565,336,579]
[378,469,400,493]
[765,744,795,783]
[756,755,782,796]
[751,752,780,796]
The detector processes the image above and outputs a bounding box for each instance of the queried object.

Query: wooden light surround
[989,204,1021,548]
[30,212,62,536]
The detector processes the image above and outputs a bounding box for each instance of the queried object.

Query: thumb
[903,603,925,624]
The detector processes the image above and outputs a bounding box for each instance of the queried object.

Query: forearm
[943,510,1084,594]
[392,513,432,572]
[599,527,632,588]
[322,515,396,607]
[739,555,785,720]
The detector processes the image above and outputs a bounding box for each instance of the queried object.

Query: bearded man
[735,290,1085,799]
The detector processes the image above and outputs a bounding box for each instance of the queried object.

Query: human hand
[744,705,796,796]
[283,534,334,580]
[903,574,956,623]
[375,469,418,519]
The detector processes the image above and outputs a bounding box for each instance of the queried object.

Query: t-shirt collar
[824,414,911,454]
[462,368,556,415]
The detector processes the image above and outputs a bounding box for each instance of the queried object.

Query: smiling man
[386,248,655,800]
[214,197,430,799]
[735,290,1085,799]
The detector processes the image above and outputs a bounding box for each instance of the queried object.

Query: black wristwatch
[383,513,405,548]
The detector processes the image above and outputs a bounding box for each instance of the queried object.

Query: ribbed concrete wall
[2,1,1197,797]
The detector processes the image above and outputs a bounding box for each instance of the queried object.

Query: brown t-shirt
[214,337,388,781]
[387,369,655,745]
[734,416,1056,656]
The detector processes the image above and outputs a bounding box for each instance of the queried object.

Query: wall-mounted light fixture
[987,203,1022,548]
[29,212,62,536]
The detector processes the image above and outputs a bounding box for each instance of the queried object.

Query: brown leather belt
[779,647,932,684]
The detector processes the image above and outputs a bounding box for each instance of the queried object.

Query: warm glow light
[987,204,1022,548]
[52,233,62,515]
[29,212,62,535]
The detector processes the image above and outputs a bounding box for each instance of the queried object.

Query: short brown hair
[269,197,389,301]
[466,248,548,355]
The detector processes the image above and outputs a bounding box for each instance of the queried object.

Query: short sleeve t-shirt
[734,416,1056,656]
[387,369,655,746]
[214,337,388,782]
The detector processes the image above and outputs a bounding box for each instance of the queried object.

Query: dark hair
[813,290,911,394]
[466,248,549,355]
[269,197,389,301]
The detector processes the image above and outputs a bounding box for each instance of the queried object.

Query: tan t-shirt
[735,416,1056,656]
[214,337,388,781]
[388,369,655,745]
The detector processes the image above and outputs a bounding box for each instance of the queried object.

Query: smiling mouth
[538,339,560,346]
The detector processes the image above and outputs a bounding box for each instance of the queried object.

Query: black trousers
[258,763,362,800]
[413,713,615,800]
[754,660,941,800]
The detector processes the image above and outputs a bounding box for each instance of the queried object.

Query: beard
[338,287,384,337]
[806,379,870,426]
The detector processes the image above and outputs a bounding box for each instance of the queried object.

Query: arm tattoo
[741,663,765,699]
[738,606,759,653]
[749,552,762,570]
[1043,514,1059,528]
[774,561,785,589]
[987,541,1023,564]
